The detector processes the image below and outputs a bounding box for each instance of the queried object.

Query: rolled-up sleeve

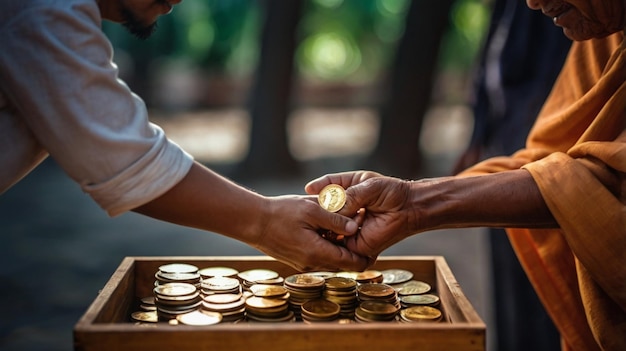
[0,1,194,216]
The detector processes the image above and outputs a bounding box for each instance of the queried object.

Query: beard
[120,7,158,40]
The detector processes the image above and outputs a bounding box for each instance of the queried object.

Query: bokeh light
[298,31,362,81]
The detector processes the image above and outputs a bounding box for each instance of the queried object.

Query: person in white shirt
[0,0,370,272]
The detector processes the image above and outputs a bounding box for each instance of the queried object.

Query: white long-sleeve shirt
[0,0,194,216]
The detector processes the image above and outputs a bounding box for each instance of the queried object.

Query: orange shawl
[461,32,626,350]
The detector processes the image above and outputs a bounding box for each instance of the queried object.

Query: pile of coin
[154,282,202,321]
[199,275,245,323]
[245,284,293,322]
[355,300,400,322]
[150,264,202,321]
[132,263,445,325]
[301,299,341,323]
[323,276,358,319]
[283,273,326,320]
[130,295,158,323]
[355,283,400,322]
[381,269,443,323]
[201,291,246,323]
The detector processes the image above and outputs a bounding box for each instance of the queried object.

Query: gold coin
[176,310,222,326]
[356,270,383,283]
[301,299,341,319]
[318,184,347,212]
[325,277,357,290]
[357,283,396,298]
[400,306,442,322]
[359,300,399,315]
[131,310,158,323]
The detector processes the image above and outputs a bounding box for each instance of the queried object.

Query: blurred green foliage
[103,0,490,85]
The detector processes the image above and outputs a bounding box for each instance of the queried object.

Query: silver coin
[381,269,413,285]
[158,263,199,274]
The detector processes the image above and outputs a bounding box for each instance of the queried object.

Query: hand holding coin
[317,184,348,243]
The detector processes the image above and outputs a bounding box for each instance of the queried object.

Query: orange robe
[461,32,626,350]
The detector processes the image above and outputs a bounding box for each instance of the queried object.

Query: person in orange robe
[306,0,625,349]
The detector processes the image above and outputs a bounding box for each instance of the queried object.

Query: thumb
[318,209,359,237]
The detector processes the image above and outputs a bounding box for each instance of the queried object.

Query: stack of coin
[131,296,158,323]
[201,291,246,323]
[245,293,293,323]
[138,296,157,312]
[153,282,203,321]
[283,274,326,320]
[399,305,443,323]
[355,300,400,322]
[323,276,358,319]
[356,283,400,322]
[301,299,341,323]
[155,263,201,289]
[357,283,399,306]
[237,269,281,291]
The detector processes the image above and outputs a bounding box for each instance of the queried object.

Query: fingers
[304,173,348,195]
[315,206,359,236]
[304,171,382,195]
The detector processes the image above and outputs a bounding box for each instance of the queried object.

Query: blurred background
[1,0,502,350]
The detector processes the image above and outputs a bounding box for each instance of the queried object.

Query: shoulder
[0,0,101,34]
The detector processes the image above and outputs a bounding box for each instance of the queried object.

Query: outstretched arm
[135,161,370,272]
[306,169,557,258]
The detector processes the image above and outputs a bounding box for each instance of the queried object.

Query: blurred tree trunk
[368,0,454,179]
[239,0,303,179]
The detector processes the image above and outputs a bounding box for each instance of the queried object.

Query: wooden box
[74,256,485,351]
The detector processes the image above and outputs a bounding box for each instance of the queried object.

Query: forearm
[413,169,558,231]
[133,161,267,246]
